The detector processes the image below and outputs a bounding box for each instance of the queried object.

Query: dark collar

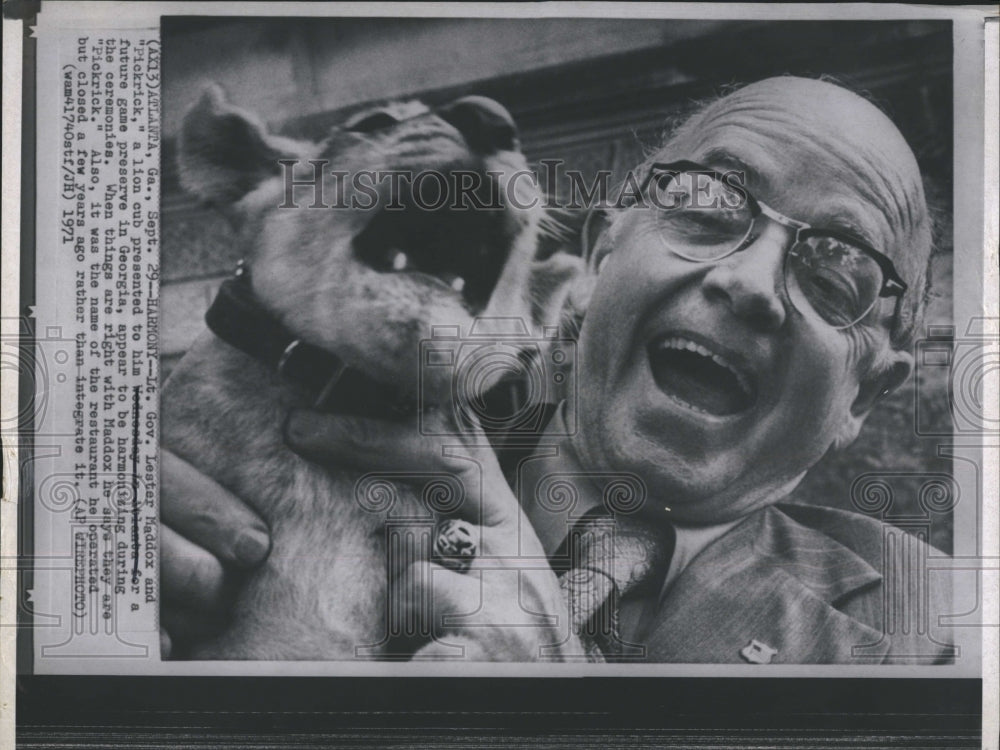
[205,268,413,419]
[206,266,552,436]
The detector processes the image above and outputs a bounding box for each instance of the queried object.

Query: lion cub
[162,87,581,659]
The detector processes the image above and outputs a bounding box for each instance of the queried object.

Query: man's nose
[437,96,520,154]
[701,223,788,332]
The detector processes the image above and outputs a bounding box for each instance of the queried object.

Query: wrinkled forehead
[661,79,928,262]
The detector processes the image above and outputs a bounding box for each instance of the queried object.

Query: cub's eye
[344,110,400,133]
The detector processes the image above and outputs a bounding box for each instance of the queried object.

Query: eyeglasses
[603,160,908,330]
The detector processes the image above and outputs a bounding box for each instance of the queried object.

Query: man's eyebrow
[818,218,881,250]
[699,148,884,249]
[807,197,886,250]
[698,149,758,178]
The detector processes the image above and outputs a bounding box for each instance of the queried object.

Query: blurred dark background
[161,18,954,551]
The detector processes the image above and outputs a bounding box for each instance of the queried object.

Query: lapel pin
[740,639,778,664]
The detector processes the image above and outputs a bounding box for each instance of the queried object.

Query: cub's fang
[391,251,409,271]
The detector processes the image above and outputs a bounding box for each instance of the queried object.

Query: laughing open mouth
[648,335,757,416]
[352,184,514,314]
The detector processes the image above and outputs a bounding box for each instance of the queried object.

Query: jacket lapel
[642,505,888,664]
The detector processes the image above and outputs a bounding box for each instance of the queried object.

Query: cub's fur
[162,87,582,659]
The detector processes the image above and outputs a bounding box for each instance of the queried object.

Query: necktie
[556,510,675,661]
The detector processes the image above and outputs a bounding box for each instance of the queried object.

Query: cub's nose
[438,96,520,153]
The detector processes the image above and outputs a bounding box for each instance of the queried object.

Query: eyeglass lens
[648,170,885,328]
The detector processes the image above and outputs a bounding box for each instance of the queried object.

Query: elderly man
[161,76,953,663]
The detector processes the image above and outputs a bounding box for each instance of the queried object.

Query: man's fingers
[160,602,231,654]
[284,409,457,470]
[284,409,511,527]
[402,561,483,625]
[161,524,228,612]
[405,564,565,634]
[160,451,259,653]
[160,449,271,568]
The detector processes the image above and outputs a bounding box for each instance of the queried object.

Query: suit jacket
[484,393,956,665]
[636,501,956,664]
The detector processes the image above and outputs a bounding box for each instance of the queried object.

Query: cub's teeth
[450,277,466,293]
[391,251,409,271]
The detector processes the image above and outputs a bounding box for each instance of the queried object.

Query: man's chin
[655,466,809,527]
[576,398,760,519]
[591,427,750,521]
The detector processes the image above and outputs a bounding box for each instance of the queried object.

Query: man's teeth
[657,336,752,396]
[661,388,709,414]
[387,248,466,293]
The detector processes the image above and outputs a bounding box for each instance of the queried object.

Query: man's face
[569,78,921,525]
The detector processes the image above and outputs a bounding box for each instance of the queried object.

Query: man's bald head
[655,76,933,348]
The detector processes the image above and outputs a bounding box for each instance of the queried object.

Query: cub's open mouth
[647,335,757,417]
[353,184,514,314]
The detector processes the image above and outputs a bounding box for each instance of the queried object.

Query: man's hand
[159,449,271,656]
[285,409,581,661]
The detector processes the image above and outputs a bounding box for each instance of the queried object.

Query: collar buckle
[276,339,301,375]
[208,271,411,419]
[275,338,348,410]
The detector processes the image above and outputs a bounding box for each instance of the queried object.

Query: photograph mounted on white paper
[20,7,993,678]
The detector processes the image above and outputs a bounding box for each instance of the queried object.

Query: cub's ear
[177,84,314,211]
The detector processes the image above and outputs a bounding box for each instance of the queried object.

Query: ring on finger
[431,519,478,573]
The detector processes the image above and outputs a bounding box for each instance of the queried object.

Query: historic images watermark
[276,158,749,212]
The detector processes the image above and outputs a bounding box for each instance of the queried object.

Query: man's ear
[833,349,913,451]
[177,84,314,218]
[581,207,615,273]
[527,251,586,337]
[547,207,618,334]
